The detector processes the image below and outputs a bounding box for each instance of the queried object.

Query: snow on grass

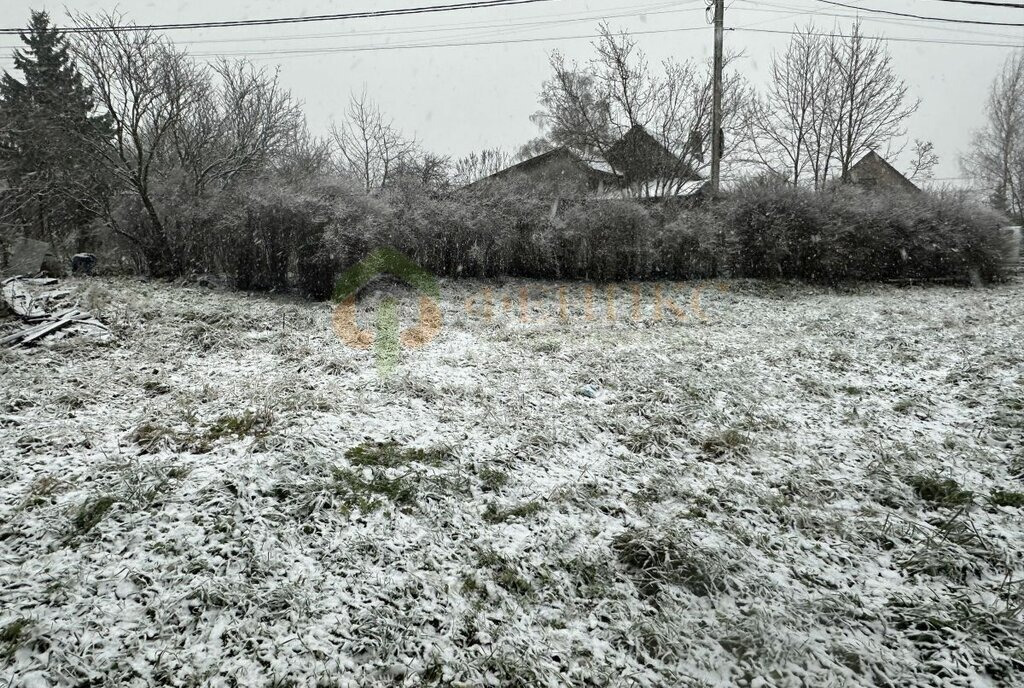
[1,276,1023,686]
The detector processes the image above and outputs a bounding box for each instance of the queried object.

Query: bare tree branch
[329,89,416,194]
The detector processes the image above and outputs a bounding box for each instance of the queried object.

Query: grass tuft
[345,440,450,468]
[70,495,117,536]
[482,500,543,523]
[700,428,750,459]
[205,409,274,441]
[476,465,510,492]
[990,490,1024,508]
[905,475,974,507]
[612,527,730,598]
[0,618,30,659]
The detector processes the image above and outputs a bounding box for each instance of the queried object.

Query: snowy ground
[1,276,1022,687]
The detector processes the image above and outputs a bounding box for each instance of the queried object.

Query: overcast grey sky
[1,0,1021,185]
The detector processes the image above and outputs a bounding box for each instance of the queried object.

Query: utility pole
[710,0,724,194]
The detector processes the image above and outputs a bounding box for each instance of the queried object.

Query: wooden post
[710,0,724,194]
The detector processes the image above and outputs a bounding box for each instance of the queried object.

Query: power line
[167,25,1024,59]
[923,0,1024,8]
[180,26,1020,60]
[186,24,712,58]
[736,0,1024,42]
[3,1,1019,59]
[735,24,1022,47]
[0,1,690,50]
[816,0,1024,26]
[0,0,559,35]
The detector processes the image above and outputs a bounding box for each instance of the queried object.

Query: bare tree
[533,49,612,161]
[170,60,304,194]
[70,12,206,274]
[329,89,417,193]
[964,50,1024,220]
[533,24,750,195]
[452,148,513,186]
[746,26,824,186]
[906,139,939,184]
[805,42,842,188]
[392,150,451,192]
[591,22,658,132]
[829,22,919,181]
[747,22,918,188]
[275,124,333,181]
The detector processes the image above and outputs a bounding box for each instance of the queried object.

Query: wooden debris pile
[1,277,110,347]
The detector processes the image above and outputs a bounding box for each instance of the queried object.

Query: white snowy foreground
[1,276,1022,687]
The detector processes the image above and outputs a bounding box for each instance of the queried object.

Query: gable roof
[848,151,920,193]
[468,125,699,192]
[465,146,619,189]
[605,125,692,183]
[595,178,709,201]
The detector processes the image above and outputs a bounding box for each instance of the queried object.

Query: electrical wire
[156,1,683,47]
[816,0,1024,27]
[140,24,1024,60]
[922,0,1024,9]
[0,1,702,51]
[0,0,560,35]
[2,0,1020,59]
[734,0,1024,42]
[735,24,1021,47]
[186,24,713,59]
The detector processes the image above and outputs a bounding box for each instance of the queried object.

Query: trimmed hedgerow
[264,176,1011,298]
[726,183,1009,283]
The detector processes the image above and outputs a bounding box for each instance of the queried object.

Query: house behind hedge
[469,125,708,202]
[467,147,619,196]
[847,151,920,194]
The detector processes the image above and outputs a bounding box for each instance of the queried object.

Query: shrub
[299,184,390,298]
[102,162,1010,294]
[726,183,827,280]
[726,182,1009,283]
[427,179,553,278]
[654,208,731,279]
[555,200,656,281]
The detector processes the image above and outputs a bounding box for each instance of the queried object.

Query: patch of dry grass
[1,276,1022,686]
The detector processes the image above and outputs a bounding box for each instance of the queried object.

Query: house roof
[848,150,920,193]
[468,125,699,191]
[465,146,620,188]
[595,178,709,200]
[605,125,697,183]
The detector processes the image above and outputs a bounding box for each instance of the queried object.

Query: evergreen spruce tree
[0,11,110,247]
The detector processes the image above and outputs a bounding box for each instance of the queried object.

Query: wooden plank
[18,311,84,346]
[2,310,83,347]
[1,321,53,345]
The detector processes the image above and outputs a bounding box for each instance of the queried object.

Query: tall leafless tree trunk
[746,26,823,186]
[965,50,1024,220]
[70,11,206,275]
[829,22,919,181]
[747,22,917,189]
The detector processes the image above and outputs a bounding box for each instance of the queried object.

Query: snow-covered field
[1,276,1022,687]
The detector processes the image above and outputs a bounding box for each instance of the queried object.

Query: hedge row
[294,180,1009,297]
